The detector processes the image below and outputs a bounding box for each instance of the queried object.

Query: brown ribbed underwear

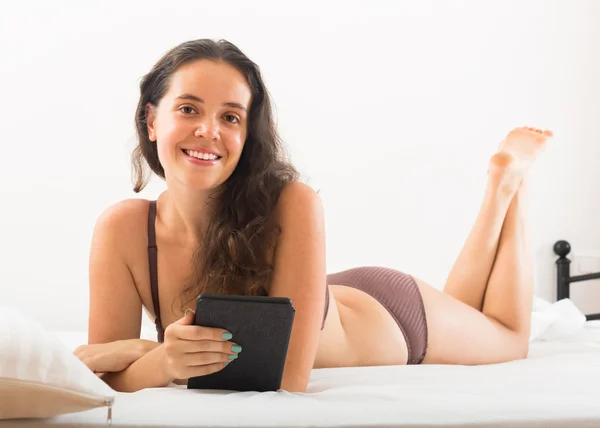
[326,267,428,365]
[148,201,427,364]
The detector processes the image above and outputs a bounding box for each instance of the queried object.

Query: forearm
[101,343,174,392]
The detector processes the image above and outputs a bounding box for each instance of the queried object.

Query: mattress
[1,321,599,428]
[3,299,600,428]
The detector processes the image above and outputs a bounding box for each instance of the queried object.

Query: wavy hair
[132,39,299,309]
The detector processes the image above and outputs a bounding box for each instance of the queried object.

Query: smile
[182,149,222,161]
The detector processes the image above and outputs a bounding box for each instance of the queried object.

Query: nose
[194,117,219,141]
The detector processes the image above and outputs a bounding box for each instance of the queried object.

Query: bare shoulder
[269,181,326,268]
[94,199,150,240]
[94,198,154,265]
[95,198,150,231]
[274,182,324,223]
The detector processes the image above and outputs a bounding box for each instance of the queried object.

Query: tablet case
[187,294,295,392]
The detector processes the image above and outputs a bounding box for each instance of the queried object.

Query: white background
[0,0,599,331]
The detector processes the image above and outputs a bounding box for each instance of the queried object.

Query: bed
[2,241,599,428]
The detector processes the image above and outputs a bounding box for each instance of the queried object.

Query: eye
[224,114,240,124]
[178,106,196,115]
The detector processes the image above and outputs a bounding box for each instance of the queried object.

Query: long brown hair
[132,39,299,309]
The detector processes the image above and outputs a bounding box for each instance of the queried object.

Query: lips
[182,149,222,167]
[182,149,222,161]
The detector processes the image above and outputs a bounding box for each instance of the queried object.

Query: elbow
[99,372,136,393]
[281,382,308,393]
[280,373,309,393]
[99,371,158,393]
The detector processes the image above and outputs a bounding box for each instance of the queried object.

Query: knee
[509,331,530,360]
[487,316,531,361]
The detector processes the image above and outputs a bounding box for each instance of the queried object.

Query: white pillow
[529,297,587,342]
[0,305,116,421]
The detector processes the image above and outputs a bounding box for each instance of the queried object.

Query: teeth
[185,150,219,160]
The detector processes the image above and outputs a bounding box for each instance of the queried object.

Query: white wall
[1,0,599,331]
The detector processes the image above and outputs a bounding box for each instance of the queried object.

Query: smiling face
[146,59,252,191]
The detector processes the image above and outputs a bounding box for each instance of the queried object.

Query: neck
[158,183,218,244]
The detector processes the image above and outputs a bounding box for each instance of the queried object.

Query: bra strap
[147,200,164,342]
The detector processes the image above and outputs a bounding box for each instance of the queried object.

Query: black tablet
[187,294,295,392]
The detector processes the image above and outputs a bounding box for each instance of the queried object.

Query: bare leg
[417,127,551,365]
[481,177,533,335]
[442,155,516,311]
[443,127,550,311]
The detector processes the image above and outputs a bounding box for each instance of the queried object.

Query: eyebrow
[175,93,247,111]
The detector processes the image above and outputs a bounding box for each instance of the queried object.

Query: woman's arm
[75,338,159,375]
[268,182,327,393]
[87,201,170,391]
[100,344,173,391]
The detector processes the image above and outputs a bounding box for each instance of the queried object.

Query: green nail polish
[228,354,238,360]
[231,345,242,353]
[184,308,193,316]
[221,332,233,340]
[224,361,230,366]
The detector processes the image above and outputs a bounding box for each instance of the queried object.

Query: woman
[75,38,552,393]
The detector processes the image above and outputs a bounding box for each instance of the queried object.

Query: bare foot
[487,126,553,197]
[497,126,552,173]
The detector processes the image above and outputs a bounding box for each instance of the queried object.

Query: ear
[145,102,157,142]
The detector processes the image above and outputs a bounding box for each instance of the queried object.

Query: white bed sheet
[3,321,600,428]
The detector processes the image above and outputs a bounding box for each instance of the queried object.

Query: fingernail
[184,308,193,316]
[231,345,242,353]
[224,361,230,366]
[228,354,238,360]
[221,332,233,340]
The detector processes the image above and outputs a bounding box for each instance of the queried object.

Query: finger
[73,344,91,359]
[180,339,242,355]
[175,308,196,326]
[184,361,231,379]
[166,308,232,343]
[179,351,238,366]
[174,324,233,342]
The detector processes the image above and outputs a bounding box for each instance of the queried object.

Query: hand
[160,309,242,382]
[74,339,158,374]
